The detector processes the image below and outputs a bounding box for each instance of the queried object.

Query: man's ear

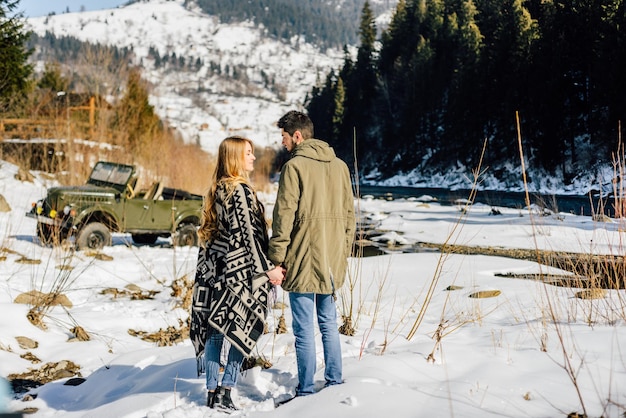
[294,130,304,144]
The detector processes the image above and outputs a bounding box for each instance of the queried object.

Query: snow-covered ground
[1,158,625,417]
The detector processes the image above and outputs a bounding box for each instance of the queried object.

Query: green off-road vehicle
[26,161,203,250]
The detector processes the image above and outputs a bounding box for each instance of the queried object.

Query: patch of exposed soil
[101,284,159,300]
[128,319,189,346]
[9,360,82,394]
[14,290,73,308]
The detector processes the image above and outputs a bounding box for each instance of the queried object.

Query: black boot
[218,387,238,410]
[206,390,217,408]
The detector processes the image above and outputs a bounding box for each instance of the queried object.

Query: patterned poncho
[190,182,273,375]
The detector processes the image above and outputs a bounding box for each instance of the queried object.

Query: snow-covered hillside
[26,0,346,153]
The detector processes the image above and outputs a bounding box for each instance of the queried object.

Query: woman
[190,136,285,410]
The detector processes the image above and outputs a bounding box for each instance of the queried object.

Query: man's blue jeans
[205,333,243,390]
[289,292,343,396]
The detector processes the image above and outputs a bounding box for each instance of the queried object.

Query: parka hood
[291,139,336,162]
[269,136,356,294]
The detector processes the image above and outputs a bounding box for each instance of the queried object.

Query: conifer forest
[306,0,626,183]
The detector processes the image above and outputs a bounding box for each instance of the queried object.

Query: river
[358,185,614,218]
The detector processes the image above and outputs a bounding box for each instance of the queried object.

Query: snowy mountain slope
[26,0,346,152]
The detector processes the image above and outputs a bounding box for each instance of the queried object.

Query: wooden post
[89,96,95,137]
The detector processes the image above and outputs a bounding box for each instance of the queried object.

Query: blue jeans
[289,292,342,396]
[205,333,243,390]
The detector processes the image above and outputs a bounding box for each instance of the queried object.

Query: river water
[358,185,612,217]
[357,185,625,288]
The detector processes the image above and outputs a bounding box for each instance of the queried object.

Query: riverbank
[413,241,625,289]
[358,185,612,217]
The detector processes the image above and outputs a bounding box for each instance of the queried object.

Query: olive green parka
[269,139,355,294]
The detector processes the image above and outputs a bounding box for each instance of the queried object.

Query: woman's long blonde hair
[198,136,255,244]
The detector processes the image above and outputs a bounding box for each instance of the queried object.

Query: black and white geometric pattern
[190,182,272,375]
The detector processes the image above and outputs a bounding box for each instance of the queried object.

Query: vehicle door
[152,198,177,231]
[124,182,159,230]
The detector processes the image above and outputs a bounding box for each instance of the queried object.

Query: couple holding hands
[190,110,356,410]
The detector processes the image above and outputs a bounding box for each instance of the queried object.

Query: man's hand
[268,265,286,286]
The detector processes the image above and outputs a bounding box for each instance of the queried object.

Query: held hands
[267,265,286,286]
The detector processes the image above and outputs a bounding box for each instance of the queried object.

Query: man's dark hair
[277,110,314,139]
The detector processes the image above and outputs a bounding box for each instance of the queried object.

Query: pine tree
[305,69,337,145]
[354,1,378,104]
[356,2,377,75]
[332,76,345,139]
[37,62,68,92]
[112,68,162,152]
[343,1,379,165]
[525,0,589,170]
[439,0,484,162]
[0,0,33,111]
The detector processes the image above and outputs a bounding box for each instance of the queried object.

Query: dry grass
[250,146,277,193]
[339,128,364,337]
[170,274,194,310]
[341,116,625,416]
[513,113,626,417]
[406,137,489,342]
[128,319,189,347]
[13,245,94,330]
[135,134,215,195]
[2,119,279,196]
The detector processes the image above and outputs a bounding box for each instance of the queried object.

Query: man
[268,110,356,397]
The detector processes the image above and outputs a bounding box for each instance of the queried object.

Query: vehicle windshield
[87,162,135,188]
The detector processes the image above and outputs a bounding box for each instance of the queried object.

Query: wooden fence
[0,97,123,172]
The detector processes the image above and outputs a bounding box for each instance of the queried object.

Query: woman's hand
[267,265,286,286]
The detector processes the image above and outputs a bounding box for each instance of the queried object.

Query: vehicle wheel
[76,222,112,250]
[174,224,198,247]
[131,234,159,245]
